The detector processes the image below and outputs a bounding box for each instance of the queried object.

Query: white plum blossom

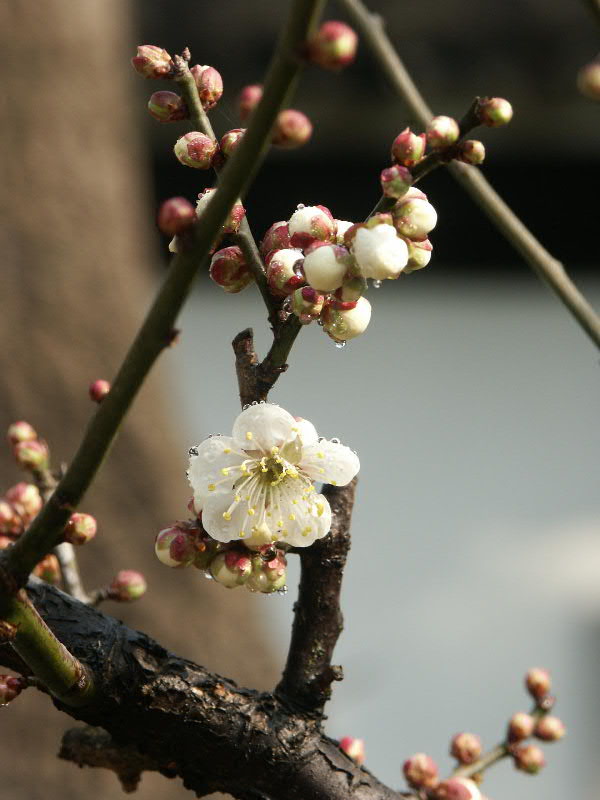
[188,403,359,548]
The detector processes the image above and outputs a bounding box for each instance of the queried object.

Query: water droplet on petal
[331,437,340,444]
[203,572,214,580]
[317,318,324,327]
[334,340,346,349]
[296,203,305,210]
[251,400,258,406]
[276,586,288,596]
[373,280,382,289]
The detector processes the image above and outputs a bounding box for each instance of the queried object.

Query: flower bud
[477,97,513,127]
[14,439,49,471]
[303,244,352,292]
[457,140,485,166]
[391,128,427,167]
[525,667,551,701]
[33,554,61,584]
[174,132,218,169]
[392,197,437,239]
[210,549,252,588]
[246,552,287,593]
[109,569,147,601]
[158,197,196,238]
[352,223,408,281]
[190,65,223,110]
[334,219,354,245]
[380,165,412,199]
[0,674,25,705]
[272,109,313,149]
[0,535,15,550]
[7,421,37,445]
[210,246,254,294]
[196,188,246,234]
[308,21,358,70]
[0,501,21,535]
[450,732,482,764]
[577,60,600,100]
[219,128,246,158]
[426,115,460,149]
[63,512,97,546]
[402,753,439,789]
[238,84,263,120]
[513,743,546,774]
[192,535,223,571]
[266,248,305,296]
[435,777,481,800]
[508,712,535,742]
[5,483,42,522]
[534,715,565,742]
[147,90,187,122]
[322,296,371,342]
[131,45,172,79]
[155,525,198,567]
[88,379,111,403]
[339,736,365,765]
[332,274,366,307]
[403,237,433,272]
[288,205,336,248]
[260,221,292,260]
[292,286,325,324]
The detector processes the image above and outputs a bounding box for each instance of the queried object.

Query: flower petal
[300,440,360,486]
[293,417,318,447]
[232,403,296,452]
[187,436,245,511]
[269,483,332,547]
[202,490,250,543]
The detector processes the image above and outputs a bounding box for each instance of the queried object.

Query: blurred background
[1,1,598,799]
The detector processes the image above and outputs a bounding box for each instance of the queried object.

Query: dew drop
[296,203,305,210]
[203,572,214,581]
[188,446,199,456]
[242,404,250,410]
[317,318,324,327]
[276,585,288,596]
[334,340,346,349]
[373,280,382,289]
[331,437,340,444]
[251,400,259,406]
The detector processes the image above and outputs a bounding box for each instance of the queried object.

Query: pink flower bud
[577,59,600,100]
[88,379,111,403]
[246,552,287,593]
[339,736,365,765]
[321,296,371,341]
[477,97,513,127]
[266,248,305,296]
[210,246,254,294]
[457,140,485,166]
[402,753,439,789]
[219,128,246,158]
[303,244,352,292]
[196,188,245,235]
[33,554,61,584]
[403,237,433,272]
[308,21,358,71]
[147,90,188,122]
[174,132,218,169]
[131,45,172,79]
[0,674,25,705]
[380,165,412,199]
[292,286,325,324]
[525,667,551,701]
[238,84,263,121]
[391,128,427,167]
[190,65,223,110]
[426,115,460,149]
[109,569,147,601]
[63,512,97,546]
[0,534,15,550]
[5,483,42,522]
[157,197,196,237]
[435,777,481,800]
[508,712,535,742]
[260,221,291,260]
[155,525,198,567]
[0,501,22,535]
[14,439,49,471]
[210,549,252,588]
[513,743,546,774]
[288,205,336,248]
[534,715,565,742]
[272,109,313,149]
[7,421,37,445]
[392,196,437,240]
[450,732,482,764]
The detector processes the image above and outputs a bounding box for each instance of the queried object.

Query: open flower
[187,403,359,547]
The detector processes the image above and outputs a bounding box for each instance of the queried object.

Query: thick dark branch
[277,481,356,713]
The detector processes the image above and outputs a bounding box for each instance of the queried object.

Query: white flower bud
[334,219,354,245]
[392,197,437,239]
[303,244,352,292]
[352,224,408,280]
[210,550,252,588]
[322,296,372,342]
[288,205,335,248]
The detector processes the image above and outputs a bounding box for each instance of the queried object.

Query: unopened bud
[534,715,565,742]
[513,743,545,774]
[0,535,15,550]
[308,21,358,71]
[7,421,37,445]
[303,244,352,292]
[155,525,198,567]
[334,219,354,245]
[219,128,246,158]
[238,84,263,121]
[426,115,460,149]
[33,554,61,584]
[131,45,172,79]
[391,128,427,167]
[0,675,25,705]
[292,286,325,324]
[174,131,218,169]
[272,109,313,149]
[88,379,111,403]
[288,205,336,248]
[339,736,365,765]
[210,549,252,588]
[380,165,412,199]
[246,552,287,593]
[525,667,551,701]
[477,97,513,127]
[192,535,223,571]
[322,296,371,342]
[5,483,42,522]
[14,439,49,471]
[196,188,246,234]
[333,274,366,307]
[508,711,535,742]
[158,198,196,242]
[403,237,433,272]
[577,60,600,100]
[402,753,439,789]
[450,732,482,764]
[352,223,408,281]
[457,140,485,166]
[392,196,437,240]
[64,512,97,546]
[266,248,305,297]
[0,501,21,535]
[147,90,187,122]
[190,65,223,110]
[109,569,147,601]
[260,221,291,260]
[210,246,254,293]
[435,777,481,800]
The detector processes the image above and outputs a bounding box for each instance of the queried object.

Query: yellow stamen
[246,431,253,441]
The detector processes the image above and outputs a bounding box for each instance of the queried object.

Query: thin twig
[339,0,600,350]
[54,542,89,603]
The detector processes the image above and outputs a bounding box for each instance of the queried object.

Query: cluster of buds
[161,188,246,256]
[8,420,49,472]
[0,674,26,706]
[236,84,312,149]
[155,516,288,594]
